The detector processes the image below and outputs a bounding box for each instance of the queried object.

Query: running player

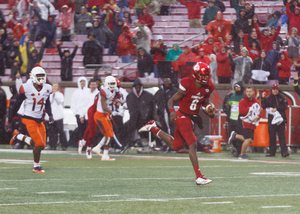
[139,62,215,185]
[6,67,53,173]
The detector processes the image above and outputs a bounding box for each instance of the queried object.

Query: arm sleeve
[54,92,64,105]
[57,44,63,58]
[45,96,53,117]
[8,93,26,122]
[71,45,78,59]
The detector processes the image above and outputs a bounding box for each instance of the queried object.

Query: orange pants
[21,118,46,149]
[94,111,113,138]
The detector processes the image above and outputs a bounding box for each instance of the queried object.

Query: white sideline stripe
[0,165,283,169]
[261,205,292,208]
[0,149,72,154]
[91,194,120,197]
[0,159,47,164]
[0,175,296,182]
[251,172,300,176]
[36,191,66,194]
[0,194,300,206]
[0,188,17,190]
[202,201,233,204]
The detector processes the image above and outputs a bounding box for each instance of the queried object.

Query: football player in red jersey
[139,62,215,185]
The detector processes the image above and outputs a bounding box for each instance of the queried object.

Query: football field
[1,146,300,214]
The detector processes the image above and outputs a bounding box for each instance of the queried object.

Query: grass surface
[1,145,300,214]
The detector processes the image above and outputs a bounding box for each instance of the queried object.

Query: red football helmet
[192,62,211,85]
[115,78,121,88]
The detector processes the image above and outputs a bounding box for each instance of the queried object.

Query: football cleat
[86,148,92,159]
[10,129,19,145]
[196,175,212,185]
[92,146,103,156]
[101,155,115,161]
[78,140,83,154]
[32,167,45,173]
[138,120,157,132]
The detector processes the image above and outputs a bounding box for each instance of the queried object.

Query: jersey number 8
[190,99,199,111]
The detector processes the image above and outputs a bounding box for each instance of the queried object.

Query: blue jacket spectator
[266,41,280,80]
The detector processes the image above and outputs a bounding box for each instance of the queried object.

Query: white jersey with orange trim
[96,86,115,113]
[19,81,52,119]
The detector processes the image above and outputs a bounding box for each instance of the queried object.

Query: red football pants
[83,108,97,147]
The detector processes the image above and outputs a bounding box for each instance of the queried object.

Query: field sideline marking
[0,165,284,170]
[0,174,298,182]
[0,194,300,206]
[36,191,66,194]
[202,201,233,204]
[0,188,17,190]
[261,205,292,208]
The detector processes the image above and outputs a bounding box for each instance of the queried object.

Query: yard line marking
[261,205,292,208]
[36,191,66,194]
[251,172,300,176]
[0,149,72,154]
[0,159,47,164]
[91,195,120,197]
[0,194,300,206]
[0,188,17,190]
[202,201,233,204]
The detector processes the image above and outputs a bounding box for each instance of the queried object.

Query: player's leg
[22,119,45,173]
[100,117,115,161]
[139,120,174,149]
[239,129,254,159]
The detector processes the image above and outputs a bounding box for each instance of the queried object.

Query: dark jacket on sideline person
[57,44,78,81]
[261,92,288,124]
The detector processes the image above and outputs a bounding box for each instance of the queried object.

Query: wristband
[169,108,175,113]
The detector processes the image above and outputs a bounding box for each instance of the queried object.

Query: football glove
[49,115,54,124]
[5,121,12,132]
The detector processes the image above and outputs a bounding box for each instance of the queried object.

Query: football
[204,102,215,114]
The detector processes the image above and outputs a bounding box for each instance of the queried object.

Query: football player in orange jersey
[6,67,53,173]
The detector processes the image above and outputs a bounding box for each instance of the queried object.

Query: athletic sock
[81,139,86,146]
[103,149,109,156]
[193,166,202,178]
[34,162,40,168]
[16,134,32,145]
[150,127,161,136]
[86,146,91,151]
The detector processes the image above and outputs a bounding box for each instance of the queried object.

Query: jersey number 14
[32,98,44,111]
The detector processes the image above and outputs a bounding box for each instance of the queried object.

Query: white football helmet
[104,76,117,91]
[30,67,46,86]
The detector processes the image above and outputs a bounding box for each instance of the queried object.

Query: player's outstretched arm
[168,89,185,122]
[8,93,26,123]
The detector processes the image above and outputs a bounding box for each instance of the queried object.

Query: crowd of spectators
[0,0,299,85]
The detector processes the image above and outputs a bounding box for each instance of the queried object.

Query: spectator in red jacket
[118,24,136,63]
[57,0,70,11]
[178,45,196,62]
[206,11,232,44]
[194,35,221,56]
[253,16,281,52]
[194,48,211,64]
[180,0,207,28]
[13,23,24,41]
[216,45,232,83]
[286,0,300,36]
[276,51,292,85]
[244,33,260,61]
[57,2,75,41]
[139,6,155,32]
[150,35,167,77]
[229,86,262,160]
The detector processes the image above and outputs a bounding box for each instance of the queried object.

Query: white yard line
[0,188,17,190]
[0,159,47,164]
[0,194,300,206]
[202,201,233,204]
[36,191,66,194]
[261,205,292,208]
[91,194,120,197]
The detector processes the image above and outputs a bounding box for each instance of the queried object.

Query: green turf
[1,146,300,214]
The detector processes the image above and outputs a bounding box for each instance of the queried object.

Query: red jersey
[178,77,215,115]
